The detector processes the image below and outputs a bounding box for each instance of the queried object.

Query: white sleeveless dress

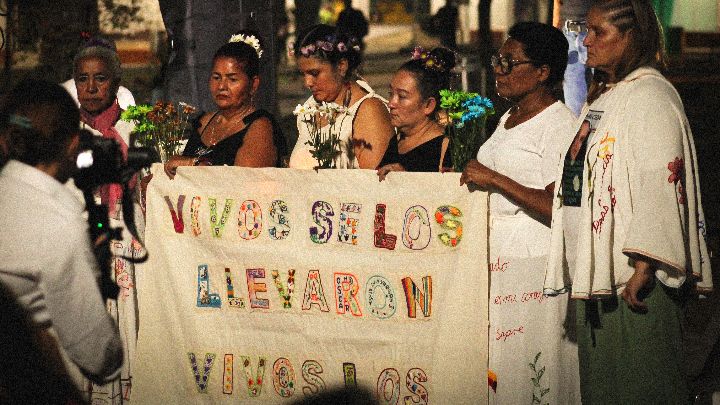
[289,80,387,169]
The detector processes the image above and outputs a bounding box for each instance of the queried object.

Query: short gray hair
[72,46,122,84]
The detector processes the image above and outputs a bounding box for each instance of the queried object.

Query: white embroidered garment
[289,80,387,169]
[544,67,713,298]
[478,101,580,404]
[75,119,144,403]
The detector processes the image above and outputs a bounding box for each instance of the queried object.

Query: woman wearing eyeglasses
[459,22,580,404]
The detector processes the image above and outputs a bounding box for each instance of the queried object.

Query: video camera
[74,130,157,300]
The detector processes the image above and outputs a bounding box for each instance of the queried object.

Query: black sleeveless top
[182,109,287,167]
[380,134,452,172]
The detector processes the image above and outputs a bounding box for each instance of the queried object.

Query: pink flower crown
[410,46,447,72]
[289,35,361,58]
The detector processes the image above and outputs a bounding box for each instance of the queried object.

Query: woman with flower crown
[459,22,580,404]
[288,24,394,169]
[376,46,455,179]
[164,31,286,178]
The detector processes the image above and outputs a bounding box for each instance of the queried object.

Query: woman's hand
[164,155,196,179]
[459,159,498,189]
[621,259,655,313]
[376,163,405,181]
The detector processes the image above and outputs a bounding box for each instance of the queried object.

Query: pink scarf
[80,100,134,216]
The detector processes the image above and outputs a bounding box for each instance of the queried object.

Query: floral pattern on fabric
[667,157,686,205]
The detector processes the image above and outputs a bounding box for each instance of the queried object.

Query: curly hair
[507,22,568,88]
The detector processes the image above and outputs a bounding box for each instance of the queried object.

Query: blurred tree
[477,0,492,59]
[7,0,140,83]
[159,0,277,113]
[294,0,321,35]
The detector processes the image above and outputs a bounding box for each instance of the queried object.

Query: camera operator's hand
[164,156,197,179]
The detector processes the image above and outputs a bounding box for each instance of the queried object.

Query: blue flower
[462,96,494,110]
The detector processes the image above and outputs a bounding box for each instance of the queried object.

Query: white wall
[672,0,719,31]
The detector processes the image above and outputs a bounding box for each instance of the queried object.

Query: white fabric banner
[132,165,488,404]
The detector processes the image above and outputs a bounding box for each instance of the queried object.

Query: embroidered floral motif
[301,360,326,395]
[406,368,429,403]
[225,268,246,308]
[197,264,221,308]
[114,258,134,300]
[529,352,550,405]
[190,196,202,236]
[271,269,295,308]
[301,270,330,312]
[667,157,686,204]
[268,200,290,240]
[435,205,463,247]
[240,356,266,397]
[188,352,216,393]
[209,198,234,237]
[272,358,296,397]
[373,204,397,250]
[223,354,234,394]
[238,200,262,240]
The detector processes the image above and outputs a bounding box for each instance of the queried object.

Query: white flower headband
[228,34,263,58]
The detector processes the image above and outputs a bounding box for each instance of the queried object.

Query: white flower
[292,104,306,116]
[228,34,263,58]
[293,104,317,116]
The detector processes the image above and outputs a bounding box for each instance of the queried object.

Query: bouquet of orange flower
[121,101,197,162]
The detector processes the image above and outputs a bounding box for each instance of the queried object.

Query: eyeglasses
[490,54,536,74]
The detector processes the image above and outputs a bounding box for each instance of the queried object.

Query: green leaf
[541,388,550,396]
[538,366,545,380]
[534,352,542,364]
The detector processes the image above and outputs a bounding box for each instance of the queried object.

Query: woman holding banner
[164,31,286,178]
[288,24,394,169]
[376,46,455,179]
[460,22,580,403]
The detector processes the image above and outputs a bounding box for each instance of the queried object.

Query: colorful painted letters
[163,195,464,251]
[186,354,427,401]
[193,266,431,321]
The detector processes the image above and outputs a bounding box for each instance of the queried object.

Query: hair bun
[429,47,457,72]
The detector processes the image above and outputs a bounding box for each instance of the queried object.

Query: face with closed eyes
[296,56,347,103]
[209,56,259,111]
[387,69,435,132]
[75,56,118,115]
